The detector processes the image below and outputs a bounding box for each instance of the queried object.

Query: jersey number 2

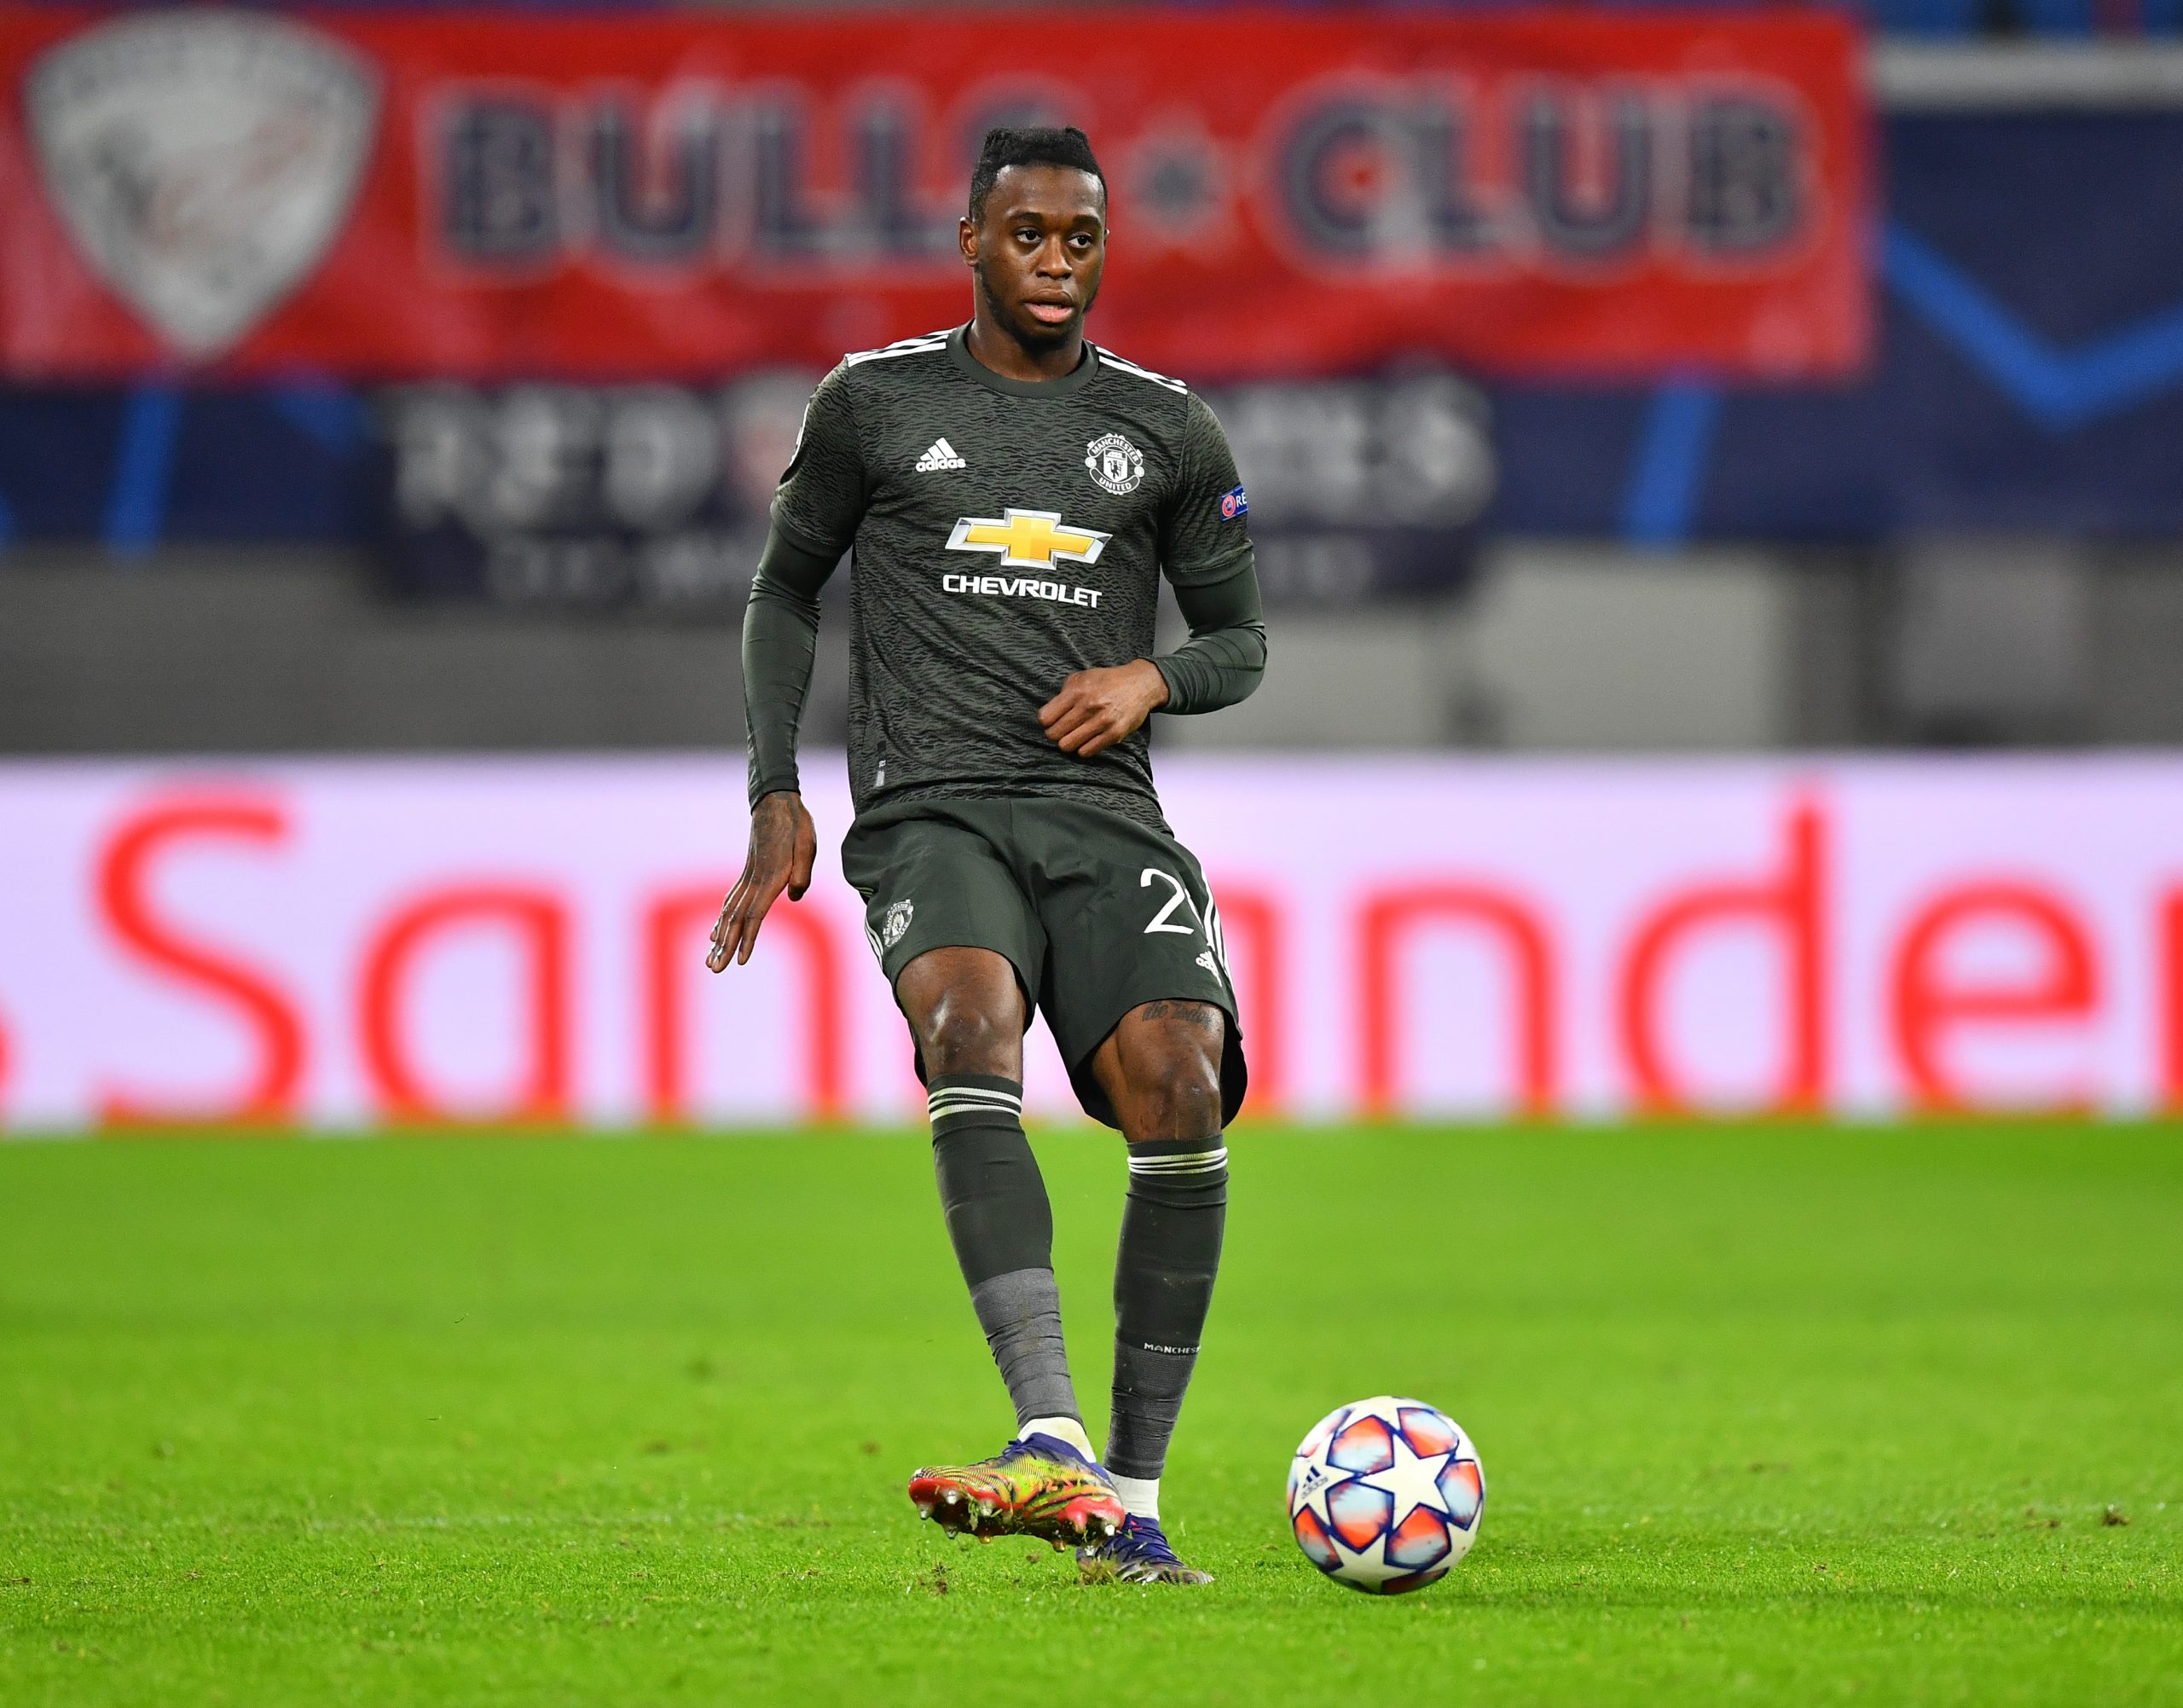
[1140,867,1206,939]
[1140,868,1230,986]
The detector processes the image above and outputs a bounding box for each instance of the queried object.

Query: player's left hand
[1039,661,1170,758]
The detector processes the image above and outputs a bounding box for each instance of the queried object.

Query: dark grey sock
[927,1074,1081,1430]
[1108,1136,1229,1481]
[968,1268,1079,1427]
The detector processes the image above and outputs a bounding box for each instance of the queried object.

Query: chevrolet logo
[945,507,1110,570]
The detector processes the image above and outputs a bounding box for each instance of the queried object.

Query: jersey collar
[947,323,1100,400]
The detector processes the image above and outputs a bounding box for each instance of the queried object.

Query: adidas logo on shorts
[914,437,967,472]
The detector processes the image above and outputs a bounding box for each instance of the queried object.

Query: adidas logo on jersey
[914,437,967,472]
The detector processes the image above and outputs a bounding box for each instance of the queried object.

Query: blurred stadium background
[3,0,2182,1128]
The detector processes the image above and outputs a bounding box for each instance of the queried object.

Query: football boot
[1077,1513,1214,1585]
[908,1432,1125,1548]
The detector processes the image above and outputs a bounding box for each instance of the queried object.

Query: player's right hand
[709,790,818,970]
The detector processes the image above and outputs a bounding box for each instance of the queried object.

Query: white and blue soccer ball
[1287,1396,1485,1594]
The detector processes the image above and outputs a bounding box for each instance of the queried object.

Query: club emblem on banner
[26,12,379,360]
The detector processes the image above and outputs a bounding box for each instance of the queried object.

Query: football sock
[1019,1415,1097,1462]
[1109,1473,1161,1521]
[927,1075,1084,1433]
[1106,1136,1229,1482]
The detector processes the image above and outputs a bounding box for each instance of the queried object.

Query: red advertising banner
[0,8,1869,382]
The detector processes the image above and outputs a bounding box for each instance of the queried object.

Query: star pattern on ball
[1323,1526,1393,1585]
[1356,1426,1455,1531]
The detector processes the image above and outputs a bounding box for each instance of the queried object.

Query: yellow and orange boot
[908,1432,1125,1549]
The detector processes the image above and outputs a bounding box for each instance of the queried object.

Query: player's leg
[895,947,1122,1544]
[845,809,1120,1542]
[1077,1000,1228,1584]
[843,811,1059,1439]
[1022,804,1242,1582]
[895,947,1087,1456]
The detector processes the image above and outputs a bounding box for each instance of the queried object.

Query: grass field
[2,1123,2179,1706]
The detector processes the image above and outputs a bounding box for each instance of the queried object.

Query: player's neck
[964,312,1085,385]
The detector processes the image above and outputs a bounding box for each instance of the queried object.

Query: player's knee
[918,996,1016,1077]
[1126,1038,1224,1138]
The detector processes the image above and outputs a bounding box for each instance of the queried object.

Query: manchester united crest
[1084,432,1145,496]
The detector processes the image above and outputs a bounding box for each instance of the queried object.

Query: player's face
[961,165,1107,348]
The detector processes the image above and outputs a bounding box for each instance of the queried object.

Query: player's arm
[1039,391,1266,758]
[709,526,831,970]
[1154,557,1267,715]
[710,368,864,970]
[1149,391,1266,714]
[1034,561,1269,757]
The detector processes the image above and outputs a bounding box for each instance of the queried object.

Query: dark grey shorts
[840,796,1247,1129]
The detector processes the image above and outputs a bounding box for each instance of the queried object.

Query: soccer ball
[1286,1396,1485,1594]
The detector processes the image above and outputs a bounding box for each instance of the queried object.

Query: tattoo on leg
[1136,999,1221,1033]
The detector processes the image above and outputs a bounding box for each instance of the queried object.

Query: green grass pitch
[3,1123,2179,1705]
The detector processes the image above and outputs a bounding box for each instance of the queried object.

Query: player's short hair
[967,125,1106,224]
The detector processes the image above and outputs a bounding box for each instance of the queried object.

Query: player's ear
[958,215,978,268]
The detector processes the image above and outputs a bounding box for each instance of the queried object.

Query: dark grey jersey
[770,324,1254,831]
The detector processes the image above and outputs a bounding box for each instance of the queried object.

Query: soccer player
[708,126,1266,1586]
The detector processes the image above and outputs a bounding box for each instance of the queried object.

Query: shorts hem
[1057,987,1248,1133]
